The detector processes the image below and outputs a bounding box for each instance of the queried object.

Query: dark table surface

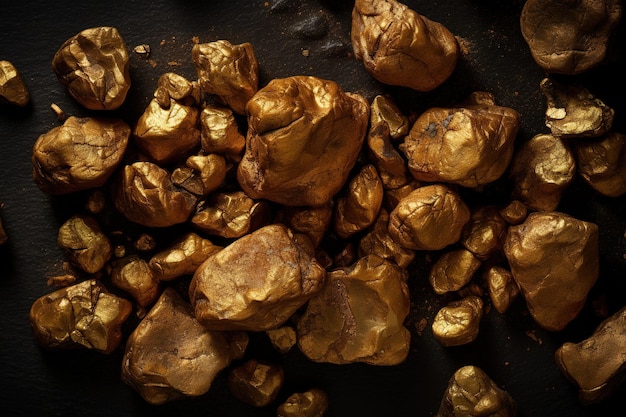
[1,1,626,416]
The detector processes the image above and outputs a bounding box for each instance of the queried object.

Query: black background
[1,1,626,416]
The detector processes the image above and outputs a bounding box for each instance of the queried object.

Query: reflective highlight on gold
[432,295,483,347]
[0,60,29,106]
[149,232,222,281]
[200,105,246,155]
[461,206,507,260]
[429,249,481,295]
[485,265,519,315]
[358,208,415,269]
[57,214,112,274]
[171,153,227,196]
[277,388,329,417]
[110,255,159,307]
[574,132,626,197]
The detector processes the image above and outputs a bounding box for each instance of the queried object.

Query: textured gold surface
[276,204,333,248]
[171,153,227,196]
[351,0,458,92]
[297,255,410,365]
[437,365,516,417]
[110,255,159,307]
[277,388,329,417]
[432,295,483,347]
[503,211,599,331]
[574,132,626,197]
[57,214,112,274]
[485,265,519,315]
[429,249,481,295]
[358,208,415,269]
[51,26,130,110]
[227,359,284,407]
[32,116,130,195]
[149,232,222,281]
[200,105,246,155]
[237,75,369,206]
[29,279,132,353]
[0,60,29,106]
[266,326,297,354]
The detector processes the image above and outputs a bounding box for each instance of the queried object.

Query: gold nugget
[0,60,29,106]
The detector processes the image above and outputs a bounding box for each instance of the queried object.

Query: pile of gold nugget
[2,0,623,415]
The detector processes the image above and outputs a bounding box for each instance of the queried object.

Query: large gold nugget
[297,255,410,365]
[555,307,626,404]
[29,279,132,354]
[351,0,458,92]
[520,0,622,75]
[437,365,516,417]
[503,212,599,331]
[121,288,247,404]
[32,116,130,195]
[51,26,130,110]
[388,184,470,251]
[237,76,369,207]
[189,224,326,331]
[400,104,520,187]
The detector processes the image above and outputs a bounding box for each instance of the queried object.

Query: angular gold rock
[276,204,333,248]
[503,211,599,331]
[297,255,410,365]
[200,105,246,155]
[277,388,329,417]
[171,153,227,196]
[113,162,197,228]
[555,306,626,404]
[334,164,384,238]
[110,255,159,307]
[29,279,132,353]
[133,98,200,165]
[460,205,507,260]
[237,75,369,207]
[574,132,626,197]
[485,265,519,315]
[388,184,470,251]
[57,214,112,274]
[499,200,528,226]
[509,133,576,212]
[149,232,222,281]
[121,288,247,404]
[192,40,259,115]
[432,295,483,347]
[0,60,29,106]
[540,78,614,139]
[51,26,130,110]
[191,190,271,239]
[437,365,516,417]
[189,224,326,331]
[358,208,415,269]
[32,116,130,195]
[154,72,195,106]
[429,249,481,295]
[228,359,284,407]
[266,326,297,354]
[351,0,459,92]
[520,0,622,74]
[400,103,520,187]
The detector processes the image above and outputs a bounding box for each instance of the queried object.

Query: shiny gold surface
[485,265,519,315]
[200,105,246,155]
[121,288,247,404]
[171,153,227,196]
[32,116,130,195]
[574,132,626,197]
[400,102,520,187]
[133,98,200,165]
[555,307,626,404]
[334,164,383,238]
[110,255,159,307]
[51,26,130,110]
[509,133,575,212]
[154,72,195,106]
[192,40,259,115]
[277,388,329,417]
[191,190,270,238]
[541,78,614,138]
[388,184,470,251]
[57,214,112,274]
[237,75,369,207]
[437,365,516,417]
[297,255,410,365]
[149,232,222,281]
[461,206,507,260]
[189,224,326,331]
[503,211,599,331]
[429,249,481,295]
[29,279,132,353]
[358,208,415,269]
[113,161,197,228]
[520,0,622,74]
[351,0,458,92]
[432,295,483,347]
[0,60,29,106]
[227,359,284,407]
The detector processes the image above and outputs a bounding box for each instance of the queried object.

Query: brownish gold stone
[484,265,519,315]
[297,255,410,365]
[499,200,528,225]
[461,205,507,260]
[228,359,284,407]
[351,0,459,92]
[277,388,329,417]
[503,211,599,331]
[265,326,297,354]
[275,204,333,248]
[358,208,415,269]
[509,133,576,212]
[29,279,132,354]
[57,214,112,274]
[171,153,227,196]
[51,26,130,110]
[192,40,259,115]
[0,60,29,106]
[555,307,626,404]
[110,255,159,307]
[149,232,222,281]
[189,224,326,331]
[237,76,369,207]
[388,184,470,251]
[574,132,626,197]
[432,295,483,347]
[32,116,130,195]
[121,288,247,404]
[437,365,516,417]
[429,249,481,295]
